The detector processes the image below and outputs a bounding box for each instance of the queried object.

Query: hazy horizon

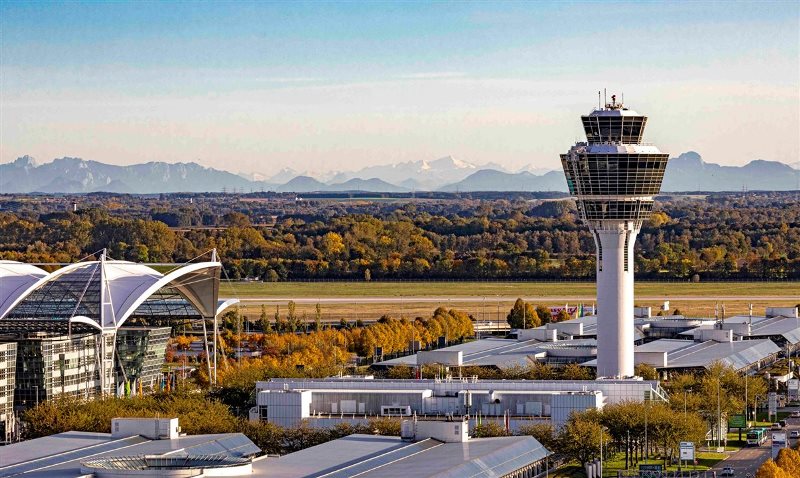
[2,1,798,175]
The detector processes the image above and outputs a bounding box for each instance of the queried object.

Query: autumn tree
[260,305,272,334]
[634,363,658,380]
[536,305,553,325]
[557,411,608,466]
[314,303,323,331]
[507,298,540,329]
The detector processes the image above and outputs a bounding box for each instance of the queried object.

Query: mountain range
[1,153,797,194]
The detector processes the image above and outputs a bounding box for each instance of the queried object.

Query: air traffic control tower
[561,95,669,378]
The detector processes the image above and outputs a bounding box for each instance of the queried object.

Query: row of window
[561,154,669,196]
[581,115,647,144]
[578,200,654,221]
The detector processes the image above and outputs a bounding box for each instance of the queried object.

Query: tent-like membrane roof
[0,256,237,331]
[0,260,49,319]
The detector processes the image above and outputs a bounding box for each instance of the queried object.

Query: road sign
[728,414,746,428]
[680,441,695,460]
[772,431,787,459]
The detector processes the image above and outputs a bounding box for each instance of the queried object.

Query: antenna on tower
[598,91,601,110]
[621,91,624,106]
[604,88,607,108]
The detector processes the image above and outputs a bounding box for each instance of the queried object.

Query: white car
[791,430,800,438]
[721,467,735,476]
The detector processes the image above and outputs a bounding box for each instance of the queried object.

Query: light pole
[754,394,764,423]
[745,372,749,425]
[683,387,693,423]
[599,425,607,477]
[644,400,649,464]
[717,376,722,450]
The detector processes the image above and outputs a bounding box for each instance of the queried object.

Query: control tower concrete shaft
[560,95,669,378]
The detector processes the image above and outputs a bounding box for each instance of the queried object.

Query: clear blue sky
[2,1,798,175]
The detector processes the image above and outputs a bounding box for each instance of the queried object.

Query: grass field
[223,281,798,299]
[221,281,799,324]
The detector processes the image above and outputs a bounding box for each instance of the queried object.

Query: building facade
[254,377,666,429]
[0,342,16,443]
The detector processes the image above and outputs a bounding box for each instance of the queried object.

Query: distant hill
[439,169,567,192]
[330,155,479,190]
[2,152,798,193]
[661,152,800,191]
[325,178,409,192]
[275,175,327,193]
[0,156,256,194]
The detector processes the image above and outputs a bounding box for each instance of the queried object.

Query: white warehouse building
[253,377,665,429]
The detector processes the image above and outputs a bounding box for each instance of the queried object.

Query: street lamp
[717,377,722,450]
[644,400,649,464]
[599,424,608,478]
[754,394,764,422]
[683,387,693,423]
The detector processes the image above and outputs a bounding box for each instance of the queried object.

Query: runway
[239,295,794,304]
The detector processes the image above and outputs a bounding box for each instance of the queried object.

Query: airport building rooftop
[0,418,260,478]
[254,432,549,478]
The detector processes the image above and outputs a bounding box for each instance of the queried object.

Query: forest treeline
[0,192,798,279]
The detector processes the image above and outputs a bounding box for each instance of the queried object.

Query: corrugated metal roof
[253,434,548,478]
[644,339,780,371]
[0,432,259,477]
[375,336,601,369]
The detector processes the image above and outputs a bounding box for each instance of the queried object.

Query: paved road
[239,295,793,304]
[710,416,800,477]
[711,444,770,477]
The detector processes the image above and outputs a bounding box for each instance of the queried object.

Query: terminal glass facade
[0,343,16,443]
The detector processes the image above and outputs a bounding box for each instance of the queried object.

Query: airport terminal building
[0,254,236,442]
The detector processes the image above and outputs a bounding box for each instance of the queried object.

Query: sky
[1,1,798,176]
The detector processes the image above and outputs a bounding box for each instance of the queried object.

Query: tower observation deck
[560,95,669,378]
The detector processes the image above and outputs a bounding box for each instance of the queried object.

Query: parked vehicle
[721,467,735,476]
[771,422,782,430]
[790,430,799,438]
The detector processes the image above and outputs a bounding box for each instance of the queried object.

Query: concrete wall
[257,390,311,428]
[417,350,463,366]
[767,307,799,319]
[694,328,733,342]
[112,417,179,439]
[517,328,556,342]
[634,351,668,368]
[415,419,469,442]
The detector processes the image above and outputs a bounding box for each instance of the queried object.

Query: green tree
[260,305,272,334]
[554,309,572,323]
[517,423,556,450]
[314,303,323,331]
[557,412,607,466]
[472,422,509,437]
[506,298,540,329]
[561,363,594,380]
[634,363,659,380]
[274,305,286,332]
[287,300,298,332]
[536,305,552,325]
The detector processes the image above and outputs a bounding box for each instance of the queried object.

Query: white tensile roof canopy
[0,260,49,319]
[0,253,235,331]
